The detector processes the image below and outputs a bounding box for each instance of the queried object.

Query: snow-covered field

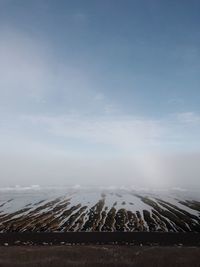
[0,186,199,233]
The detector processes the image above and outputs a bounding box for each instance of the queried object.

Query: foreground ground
[0,245,200,267]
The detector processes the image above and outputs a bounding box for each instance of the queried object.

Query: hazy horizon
[0,0,200,189]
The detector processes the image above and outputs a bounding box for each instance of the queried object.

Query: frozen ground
[0,186,200,232]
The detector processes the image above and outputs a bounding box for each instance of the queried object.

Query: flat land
[1,232,200,246]
[0,246,200,267]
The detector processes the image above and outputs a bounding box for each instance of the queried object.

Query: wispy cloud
[1,112,200,188]
[0,26,55,112]
[0,26,114,115]
[19,111,200,153]
[19,113,162,153]
[176,112,200,124]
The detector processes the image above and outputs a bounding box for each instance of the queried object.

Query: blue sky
[0,0,200,188]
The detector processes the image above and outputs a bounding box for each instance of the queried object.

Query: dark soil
[0,245,200,267]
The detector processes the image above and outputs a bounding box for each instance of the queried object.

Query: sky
[0,0,200,189]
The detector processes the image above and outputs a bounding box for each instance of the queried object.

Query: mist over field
[1,152,200,190]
